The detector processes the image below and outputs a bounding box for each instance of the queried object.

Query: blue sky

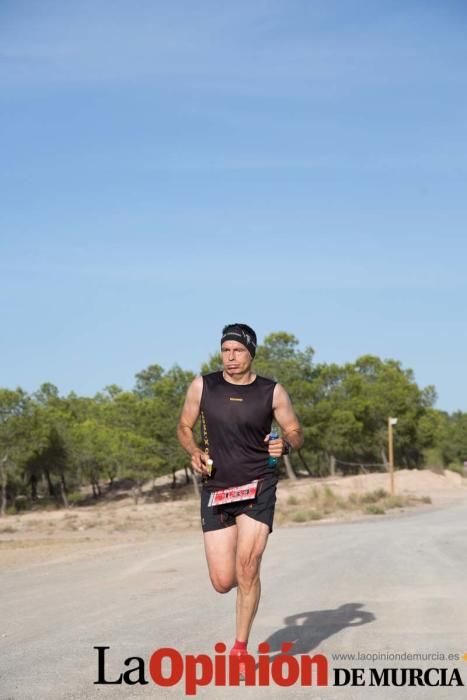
[1,0,466,411]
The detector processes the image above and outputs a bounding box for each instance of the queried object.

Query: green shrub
[67,492,85,504]
[383,495,406,509]
[422,448,444,468]
[292,509,323,522]
[14,495,29,513]
[292,510,308,522]
[360,489,388,504]
[309,486,320,501]
[446,463,465,476]
[308,509,323,520]
[364,504,385,515]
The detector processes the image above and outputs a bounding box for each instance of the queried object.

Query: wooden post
[330,454,336,477]
[388,417,396,495]
[0,455,8,517]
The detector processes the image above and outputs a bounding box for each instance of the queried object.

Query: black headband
[221,326,257,358]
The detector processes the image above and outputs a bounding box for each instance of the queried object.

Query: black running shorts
[200,475,278,534]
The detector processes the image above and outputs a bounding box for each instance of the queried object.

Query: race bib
[208,480,259,507]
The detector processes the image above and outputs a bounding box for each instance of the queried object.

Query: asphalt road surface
[1,500,466,700]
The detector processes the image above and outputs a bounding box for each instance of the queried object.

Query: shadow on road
[263,603,375,657]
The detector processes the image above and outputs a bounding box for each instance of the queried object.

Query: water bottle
[268,428,279,467]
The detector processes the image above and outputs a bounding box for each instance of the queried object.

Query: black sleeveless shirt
[200,371,277,491]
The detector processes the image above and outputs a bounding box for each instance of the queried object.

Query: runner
[177,323,304,671]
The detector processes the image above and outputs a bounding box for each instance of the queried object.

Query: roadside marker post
[388,417,398,496]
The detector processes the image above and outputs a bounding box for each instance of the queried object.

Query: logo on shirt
[229,397,244,402]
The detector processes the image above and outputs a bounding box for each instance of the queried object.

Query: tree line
[1,333,465,514]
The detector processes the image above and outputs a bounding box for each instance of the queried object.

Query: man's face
[221,340,252,376]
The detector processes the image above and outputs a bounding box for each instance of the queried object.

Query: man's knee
[237,552,262,583]
[210,576,237,594]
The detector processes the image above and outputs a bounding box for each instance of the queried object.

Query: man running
[177,323,304,666]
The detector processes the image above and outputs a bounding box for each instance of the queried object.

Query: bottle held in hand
[268,429,279,467]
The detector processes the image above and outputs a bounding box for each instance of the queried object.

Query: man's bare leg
[234,515,270,642]
[203,516,270,646]
[203,525,238,593]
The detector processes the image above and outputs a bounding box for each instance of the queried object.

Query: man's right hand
[191,449,210,476]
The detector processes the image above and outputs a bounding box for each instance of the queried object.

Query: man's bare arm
[272,383,304,451]
[176,376,209,475]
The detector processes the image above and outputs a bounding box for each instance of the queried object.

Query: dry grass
[278,483,425,523]
[286,495,299,506]
[290,508,324,523]
[0,525,17,534]
[364,504,386,515]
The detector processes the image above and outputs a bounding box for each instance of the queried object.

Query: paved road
[1,501,466,700]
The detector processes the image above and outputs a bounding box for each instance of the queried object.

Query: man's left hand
[264,433,285,457]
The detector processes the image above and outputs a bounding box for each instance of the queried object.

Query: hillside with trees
[1,333,465,514]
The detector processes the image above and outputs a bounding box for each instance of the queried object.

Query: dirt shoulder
[0,468,465,572]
